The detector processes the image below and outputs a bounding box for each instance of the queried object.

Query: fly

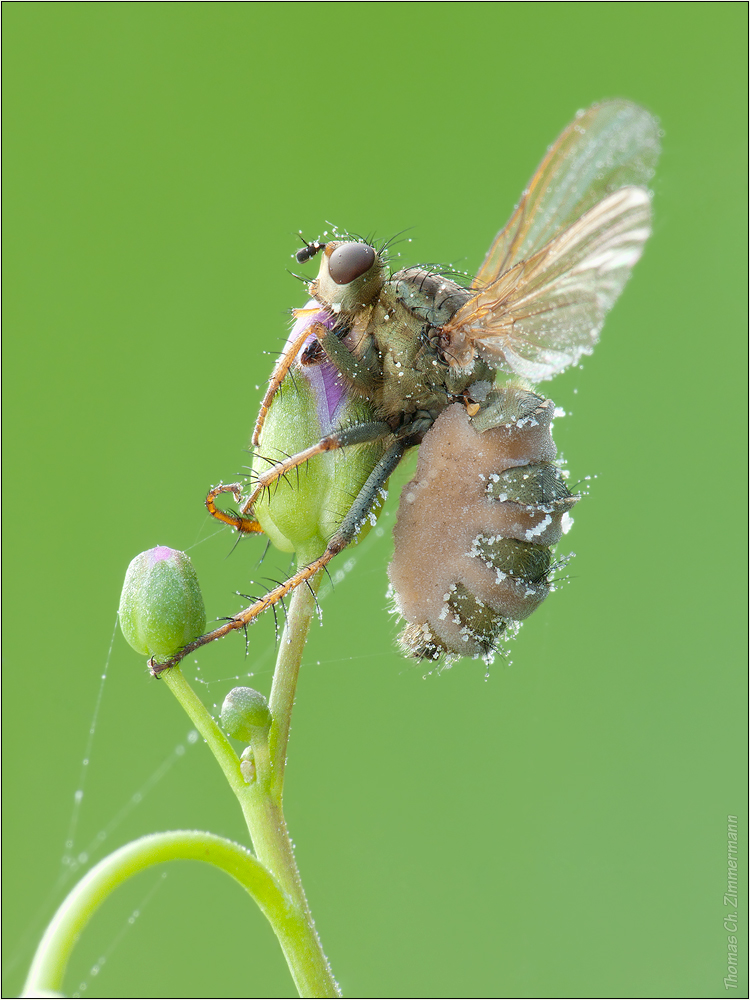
[155,99,660,670]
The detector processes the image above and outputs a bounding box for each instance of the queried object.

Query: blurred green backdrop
[3,3,746,998]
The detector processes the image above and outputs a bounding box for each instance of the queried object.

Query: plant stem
[21,832,308,998]
[163,568,339,997]
[162,666,245,797]
[25,560,337,997]
[268,567,321,797]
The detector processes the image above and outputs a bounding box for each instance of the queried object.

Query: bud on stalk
[252,303,387,559]
[220,686,272,741]
[118,547,206,660]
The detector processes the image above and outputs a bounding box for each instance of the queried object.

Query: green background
[3,3,746,997]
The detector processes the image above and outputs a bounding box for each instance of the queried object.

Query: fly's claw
[206,483,263,534]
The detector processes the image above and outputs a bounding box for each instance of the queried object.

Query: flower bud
[118,547,206,660]
[252,303,387,556]
[239,746,256,783]
[220,686,272,742]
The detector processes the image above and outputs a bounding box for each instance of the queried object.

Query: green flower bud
[220,686,272,741]
[252,308,388,558]
[118,547,206,660]
[239,746,256,784]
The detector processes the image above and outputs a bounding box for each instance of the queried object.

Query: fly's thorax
[388,387,579,663]
[390,268,473,327]
[366,292,446,417]
[309,241,386,317]
[367,274,493,420]
[388,267,494,397]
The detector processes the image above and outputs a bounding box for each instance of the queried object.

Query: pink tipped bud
[118,547,206,661]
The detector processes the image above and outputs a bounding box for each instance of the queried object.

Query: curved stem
[27,554,337,996]
[21,831,333,998]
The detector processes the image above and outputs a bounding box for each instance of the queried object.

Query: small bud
[239,746,256,784]
[118,547,206,660]
[220,686,272,742]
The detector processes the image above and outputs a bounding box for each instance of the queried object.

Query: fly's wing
[447,186,652,381]
[474,100,660,286]
[443,100,660,380]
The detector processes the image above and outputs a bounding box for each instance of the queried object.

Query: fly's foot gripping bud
[206,484,263,534]
[118,547,207,662]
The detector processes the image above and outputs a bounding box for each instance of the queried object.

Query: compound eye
[327,243,376,286]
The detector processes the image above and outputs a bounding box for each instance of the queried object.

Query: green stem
[22,831,297,998]
[161,666,245,797]
[268,566,321,797]
[162,582,339,998]
[25,559,336,997]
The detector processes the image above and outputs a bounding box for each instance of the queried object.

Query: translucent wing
[444,186,652,381]
[474,100,660,287]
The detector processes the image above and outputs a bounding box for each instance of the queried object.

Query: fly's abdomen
[388,387,578,663]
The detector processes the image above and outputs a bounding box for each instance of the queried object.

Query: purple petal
[287,300,351,432]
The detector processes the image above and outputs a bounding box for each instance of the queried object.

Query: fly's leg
[253,315,380,445]
[205,483,263,533]
[314,327,380,394]
[152,439,406,674]
[240,419,393,515]
[252,314,320,446]
[206,416,392,532]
